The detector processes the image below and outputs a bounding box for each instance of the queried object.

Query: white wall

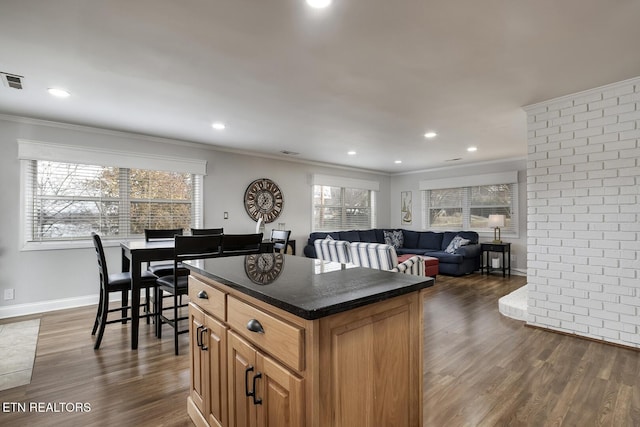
[390,158,528,272]
[0,116,390,316]
[525,76,640,348]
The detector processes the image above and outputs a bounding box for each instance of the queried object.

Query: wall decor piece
[401,191,412,225]
[244,178,284,223]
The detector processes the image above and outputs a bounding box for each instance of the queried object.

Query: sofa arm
[391,255,425,276]
[456,244,481,258]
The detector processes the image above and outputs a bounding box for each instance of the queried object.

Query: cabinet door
[319,294,421,427]
[228,331,258,427]
[256,353,304,427]
[205,313,227,427]
[189,303,207,414]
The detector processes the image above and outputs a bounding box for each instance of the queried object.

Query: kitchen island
[185,253,434,427]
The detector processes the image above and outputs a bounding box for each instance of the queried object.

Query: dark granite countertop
[184,254,434,320]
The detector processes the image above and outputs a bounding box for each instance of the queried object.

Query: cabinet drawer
[227,296,304,372]
[188,276,226,320]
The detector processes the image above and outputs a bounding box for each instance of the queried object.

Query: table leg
[131,254,141,350]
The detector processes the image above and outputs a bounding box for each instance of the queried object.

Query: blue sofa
[303,229,481,276]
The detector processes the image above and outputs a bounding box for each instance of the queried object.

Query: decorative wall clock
[244,253,285,285]
[243,178,284,223]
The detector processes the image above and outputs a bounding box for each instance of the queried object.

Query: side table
[481,242,511,277]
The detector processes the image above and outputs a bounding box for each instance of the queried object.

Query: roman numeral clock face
[243,178,284,223]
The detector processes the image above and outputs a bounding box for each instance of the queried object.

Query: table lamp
[488,214,505,243]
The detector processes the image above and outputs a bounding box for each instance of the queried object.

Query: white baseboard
[0,295,99,319]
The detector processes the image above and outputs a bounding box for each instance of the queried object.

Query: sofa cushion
[430,251,464,264]
[308,232,339,245]
[441,231,479,250]
[444,235,471,254]
[418,232,443,250]
[359,229,378,243]
[339,230,360,242]
[402,230,420,249]
[454,231,479,245]
[383,230,404,249]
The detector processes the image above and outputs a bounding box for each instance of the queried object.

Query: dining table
[120,239,175,350]
[120,236,276,349]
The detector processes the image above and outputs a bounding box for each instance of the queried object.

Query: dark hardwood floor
[1,272,638,426]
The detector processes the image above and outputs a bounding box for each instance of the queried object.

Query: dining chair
[191,227,223,236]
[270,229,291,254]
[220,233,263,256]
[144,228,184,276]
[91,232,158,350]
[155,234,224,355]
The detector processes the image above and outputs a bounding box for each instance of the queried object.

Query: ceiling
[1,0,639,174]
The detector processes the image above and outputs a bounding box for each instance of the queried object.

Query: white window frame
[18,140,206,251]
[311,174,379,232]
[420,172,519,237]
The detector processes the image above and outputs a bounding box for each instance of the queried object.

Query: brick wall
[525,77,640,348]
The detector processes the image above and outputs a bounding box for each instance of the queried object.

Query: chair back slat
[91,232,108,283]
[221,233,263,255]
[174,235,223,264]
[191,228,224,236]
[144,228,183,241]
[270,230,291,253]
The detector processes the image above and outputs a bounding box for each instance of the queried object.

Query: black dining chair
[270,229,291,254]
[91,232,158,350]
[144,228,184,277]
[191,227,223,236]
[220,233,263,256]
[156,234,224,355]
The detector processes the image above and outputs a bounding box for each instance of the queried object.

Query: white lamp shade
[488,214,505,228]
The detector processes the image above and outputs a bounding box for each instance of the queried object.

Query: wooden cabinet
[187,272,425,427]
[189,302,228,427]
[227,331,304,427]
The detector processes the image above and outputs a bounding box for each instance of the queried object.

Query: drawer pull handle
[197,290,208,299]
[246,319,265,334]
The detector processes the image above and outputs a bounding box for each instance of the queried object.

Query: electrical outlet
[510,255,517,265]
[4,288,15,300]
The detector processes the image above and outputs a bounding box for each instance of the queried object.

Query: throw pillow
[324,234,334,240]
[383,230,404,250]
[445,235,471,254]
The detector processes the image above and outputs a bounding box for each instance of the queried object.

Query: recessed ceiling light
[467,146,478,152]
[347,151,356,155]
[211,122,226,130]
[306,0,332,8]
[47,88,70,98]
[424,131,437,139]
[394,160,402,164]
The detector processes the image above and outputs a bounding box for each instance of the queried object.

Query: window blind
[422,183,518,234]
[23,160,202,243]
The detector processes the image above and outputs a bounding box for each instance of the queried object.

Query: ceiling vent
[1,72,24,89]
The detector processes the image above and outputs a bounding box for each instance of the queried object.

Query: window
[422,183,518,234]
[18,140,207,248]
[312,185,376,231]
[24,160,201,242]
